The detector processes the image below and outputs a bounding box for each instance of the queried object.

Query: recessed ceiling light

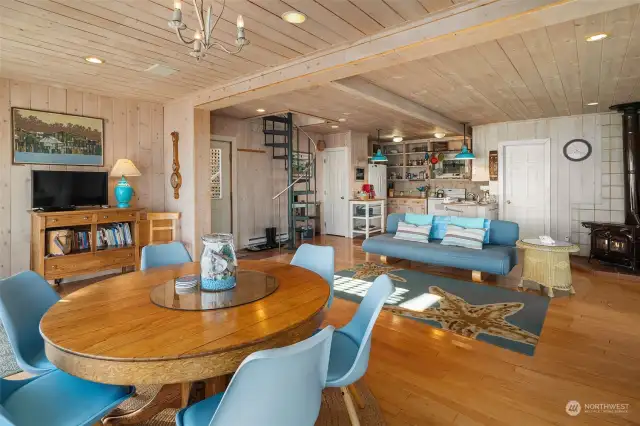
[392,136,403,142]
[434,132,446,139]
[282,11,306,24]
[84,56,104,64]
[338,118,346,122]
[392,76,404,79]
[331,125,339,129]
[586,102,598,106]
[256,108,266,113]
[586,33,608,42]
[342,112,350,115]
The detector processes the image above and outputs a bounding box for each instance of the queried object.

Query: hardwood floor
[58,236,640,425]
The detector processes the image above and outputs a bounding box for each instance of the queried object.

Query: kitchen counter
[442,201,496,206]
[388,196,427,200]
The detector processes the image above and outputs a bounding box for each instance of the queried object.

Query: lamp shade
[111,159,141,177]
[371,149,388,162]
[455,145,475,160]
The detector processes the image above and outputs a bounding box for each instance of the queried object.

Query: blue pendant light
[371,129,388,162]
[372,149,388,162]
[455,123,475,160]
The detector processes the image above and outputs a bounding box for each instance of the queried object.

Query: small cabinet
[387,199,426,215]
[477,204,499,220]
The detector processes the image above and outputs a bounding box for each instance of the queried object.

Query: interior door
[323,149,349,236]
[502,143,547,238]
[211,140,232,234]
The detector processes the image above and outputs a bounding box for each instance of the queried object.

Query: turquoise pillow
[405,213,434,226]
[451,216,491,243]
[451,217,485,228]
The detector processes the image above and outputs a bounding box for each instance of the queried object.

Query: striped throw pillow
[440,224,486,250]
[394,221,431,243]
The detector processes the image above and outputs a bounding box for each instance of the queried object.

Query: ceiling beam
[331,76,464,134]
[192,0,639,110]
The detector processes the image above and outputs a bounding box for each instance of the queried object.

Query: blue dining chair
[0,369,133,426]
[141,241,192,271]
[291,244,335,308]
[0,271,59,375]
[176,326,335,426]
[325,274,395,425]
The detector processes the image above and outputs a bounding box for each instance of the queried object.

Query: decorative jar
[200,234,237,291]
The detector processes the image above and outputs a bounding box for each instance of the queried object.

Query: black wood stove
[583,102,640,272]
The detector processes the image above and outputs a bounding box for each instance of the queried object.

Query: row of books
[97,223,133,248]
[74,231,92,251]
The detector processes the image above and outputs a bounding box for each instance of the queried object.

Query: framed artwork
[355,167,365,181]
[489,150,498,181]
[12,108,104,166]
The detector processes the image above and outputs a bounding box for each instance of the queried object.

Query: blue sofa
[362,213,519,280]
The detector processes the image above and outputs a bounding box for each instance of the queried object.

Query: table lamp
[110,158,141,208]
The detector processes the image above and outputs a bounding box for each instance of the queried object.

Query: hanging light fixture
[169,0,249,61]
[455,123,475,160]
[371,129,388,162]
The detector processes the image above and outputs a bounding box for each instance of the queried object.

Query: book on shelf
[74,231,92,251]
[97,223,133,249]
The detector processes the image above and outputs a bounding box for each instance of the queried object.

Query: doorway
[498,139,551,239]
[323,147,349,236]
[211,139,232,234]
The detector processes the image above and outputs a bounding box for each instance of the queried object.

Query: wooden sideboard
[30,207,143,284]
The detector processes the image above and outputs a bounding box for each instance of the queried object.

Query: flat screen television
[32,170,108,210]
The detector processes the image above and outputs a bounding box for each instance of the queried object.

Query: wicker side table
[516,239,580,297]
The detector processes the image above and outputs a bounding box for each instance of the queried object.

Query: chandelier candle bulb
[237,15,244,28]
[174,0,181,9]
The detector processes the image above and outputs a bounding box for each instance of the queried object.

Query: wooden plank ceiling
[216,85,446,139]
[216,4,640,137]
[0,0,461,102]
[360,4,640,124]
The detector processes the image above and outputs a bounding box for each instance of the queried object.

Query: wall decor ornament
[170,131,182,199]
[489,150,498,181]
[12,108,104,166]
[563,138,592,162]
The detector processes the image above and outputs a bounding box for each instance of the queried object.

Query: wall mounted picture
[355,167,365,181]
[489,150,498,181]
[12,108,104,166]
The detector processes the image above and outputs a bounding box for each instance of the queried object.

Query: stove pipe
[611,102,640,225]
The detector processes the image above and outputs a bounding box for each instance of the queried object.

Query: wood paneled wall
[473,112,622,256]
[0,78,165,278]
[324,131,369,196]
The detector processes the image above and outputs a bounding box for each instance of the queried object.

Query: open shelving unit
[377,137,469,182]
[349,199,386,239]
[30,207,142,284]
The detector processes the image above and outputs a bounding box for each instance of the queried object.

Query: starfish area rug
[334,263,550,356]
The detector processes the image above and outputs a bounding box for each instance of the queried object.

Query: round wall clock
[563,139,592,162]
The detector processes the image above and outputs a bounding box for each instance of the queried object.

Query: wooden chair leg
[471,270,485,282]
[380,255,401,265]
[180,382,191,408]
[347,383,366,409]
[341,386,361,426]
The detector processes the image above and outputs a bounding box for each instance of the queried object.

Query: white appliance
[368,164,387,200]
[427,188,465,214]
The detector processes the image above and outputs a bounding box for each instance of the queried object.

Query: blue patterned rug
[334,263,549,356]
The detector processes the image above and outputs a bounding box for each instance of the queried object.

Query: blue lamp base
[114,176,134,208]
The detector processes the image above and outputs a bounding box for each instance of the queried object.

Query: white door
[323,148,349,236]
[211,140,232,234]
[501,142,549,238]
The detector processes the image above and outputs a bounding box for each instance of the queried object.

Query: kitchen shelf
[353,215,382,220]
[352,228,382,234]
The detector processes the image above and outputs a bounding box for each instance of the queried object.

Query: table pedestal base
[102,374,233,425]
[102,384,182,425]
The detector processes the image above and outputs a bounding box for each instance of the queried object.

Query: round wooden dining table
[40,260,329,425]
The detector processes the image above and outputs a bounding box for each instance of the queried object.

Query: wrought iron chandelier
[168,0,249,61]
